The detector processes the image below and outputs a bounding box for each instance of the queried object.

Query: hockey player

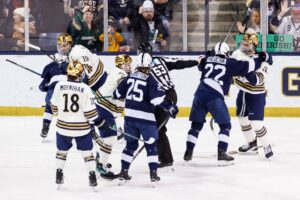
[50,61,110,189]
[39,33,73,138]
[137,42,200,168]
[92,54,133,179]
[183,42,273,166]
[113,53,179,184]
[68,44,108,92]
[231,33,274,158]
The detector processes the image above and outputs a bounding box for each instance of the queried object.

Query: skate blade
[237,151,258,155]
[151,181,159,188]
[56,184,62,190]
[90,186,98,192]
[118,179,128,186]
[218,160,234,166]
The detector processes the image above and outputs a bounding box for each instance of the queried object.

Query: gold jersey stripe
[87,60,104,86]
[57,120,90,130]
[235,79,265,91]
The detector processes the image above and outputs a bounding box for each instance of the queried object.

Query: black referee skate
[56,168,64,189]
[89,171,98,187]
[238,139,258,155]
[40,122,50,138]
[218,149,234,166]
[263,144,274,159]
[183,150,193,161]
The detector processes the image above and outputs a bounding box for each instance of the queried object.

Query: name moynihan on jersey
[60,85,85,93]
[207,56,226,65]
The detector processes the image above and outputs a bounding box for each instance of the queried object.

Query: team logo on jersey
[282,67,300,96]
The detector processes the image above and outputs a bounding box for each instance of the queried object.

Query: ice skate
[218,149,234,166]
[118,169,131,186]
[89,171,98,192]
[56,169,64,190]
[96,160,119,180]
[40,121,50,138]
[183,150,193,162]
[263,144,274,159]
[238,139,258,155]
[150,170,160,187]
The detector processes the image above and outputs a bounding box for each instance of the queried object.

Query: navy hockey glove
[258,52,273,65]
[160,100,179,119]
[39,84,48,92]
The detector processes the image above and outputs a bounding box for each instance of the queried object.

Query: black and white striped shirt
[150,56,199,91]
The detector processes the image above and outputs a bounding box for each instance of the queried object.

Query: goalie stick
[6,59,41,76]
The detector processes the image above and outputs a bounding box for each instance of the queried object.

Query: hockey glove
[258,52,273,65]
[39,84,48,92]
[160,100,179,119]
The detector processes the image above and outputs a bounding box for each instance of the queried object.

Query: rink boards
[0,53,299,117]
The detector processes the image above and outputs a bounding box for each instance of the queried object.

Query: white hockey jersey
[50,80,98,137]
[231,49,269,94]
[95,67,127,116]
[69,45,107,91]
[275,15,300,51]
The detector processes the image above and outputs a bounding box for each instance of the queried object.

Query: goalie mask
[57,33,73,56]
[115,54,132,74]
[240,33,259,55]
[67,61,85,81]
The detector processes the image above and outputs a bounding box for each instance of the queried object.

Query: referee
[137,42,200,168]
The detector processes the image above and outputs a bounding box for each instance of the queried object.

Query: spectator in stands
[63,0,101,18]
[131,0,168,51]
[108,0,134,48]
[269,0,290,33]
[273,3,300,51]
[69,5,101,52]
[153,0,171,35]
[99,16,127,52]
[11,7,37,51]
[236,8,260,34]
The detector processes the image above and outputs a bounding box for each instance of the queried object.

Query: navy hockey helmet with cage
[137,42,153,55]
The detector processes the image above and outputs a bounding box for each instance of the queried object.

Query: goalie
[231,32,274,159]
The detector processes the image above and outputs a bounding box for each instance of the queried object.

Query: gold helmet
[240,33,259,55]
[242,33,259,47]
[67,61,84,80]
[57,33,73,56]
[115,54,132,73]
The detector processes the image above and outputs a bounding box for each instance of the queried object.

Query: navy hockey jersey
[196,55,267,97]
[40,61,68,91]
[113,70,165,125]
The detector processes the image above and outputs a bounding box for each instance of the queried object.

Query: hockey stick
[110,127,155,144]
[25,42,56,62]
[6,59,41,76]
[131,117,169,162]
[223,0,240,43]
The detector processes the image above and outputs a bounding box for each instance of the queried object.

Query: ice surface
[0,117,299,200]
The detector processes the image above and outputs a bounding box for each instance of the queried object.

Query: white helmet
[214,42,230,57]
[69,45,93,65]
[136,53,152,68]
